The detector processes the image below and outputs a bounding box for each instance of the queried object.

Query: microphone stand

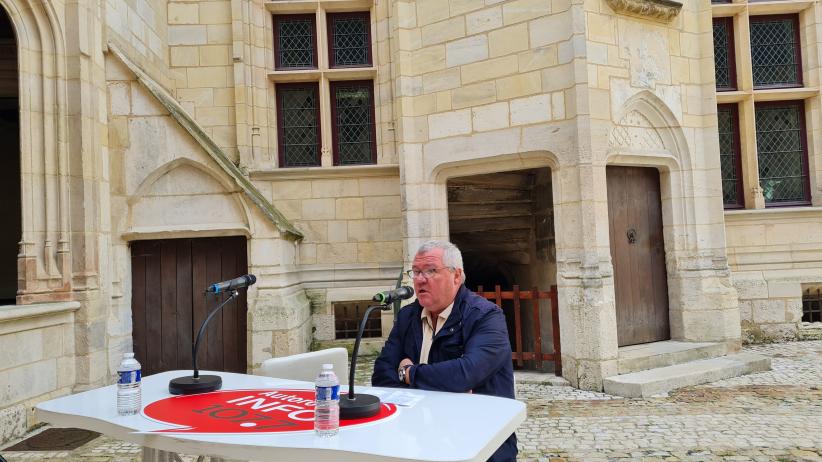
[339,303,391,419]
[169,290,240,395]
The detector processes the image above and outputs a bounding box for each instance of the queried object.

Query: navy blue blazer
[372,285,517,462]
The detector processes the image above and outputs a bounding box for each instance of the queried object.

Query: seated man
[372,240,517,462]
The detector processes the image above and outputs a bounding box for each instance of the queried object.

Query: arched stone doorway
[446,167,557,371]
[0,8,20,305]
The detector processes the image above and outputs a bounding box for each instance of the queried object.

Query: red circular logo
[143,389,398,433]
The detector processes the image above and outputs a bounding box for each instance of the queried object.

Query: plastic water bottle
[314,363,340,437]
[117,352,142,416]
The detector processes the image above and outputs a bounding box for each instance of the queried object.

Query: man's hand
[399,358,414,385]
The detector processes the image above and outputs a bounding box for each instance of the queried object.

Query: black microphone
[340,286,414,420]
[206,274,256,294]
[169,274,256,395]
[372,286,414,304]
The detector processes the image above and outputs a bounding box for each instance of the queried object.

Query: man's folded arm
[409,308,509,392]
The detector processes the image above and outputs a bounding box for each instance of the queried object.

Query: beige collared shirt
[419,302,453,364]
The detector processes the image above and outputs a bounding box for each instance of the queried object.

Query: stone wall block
[187,66,228,88]
[199,1,232,24]
[378,218,403,241]
[313,313,335,341]
[272,180,312,199]
[328,221,349,243]
[472,102,510,132]
[421,17,465,47]
[510,94,551,125]
[317,243,358,264]
[0,405,26,444]
[416,0,450,26]
[168,2,199,24]
[358,242,403,263]
[503,0,551,25]
[733,276,769,300]
[752,299,787,324]
[364,196,402,219]
[0,360,56,404]
[0,331,43,370]
[489,23,529,57]
[786,298,803,323]
[422,68,461,94]
[108,82,131,116]
[529,15,571,47]
[428,110,472,139]
[738,300,753,321]
[467,7,503,35]
[358,177,400,196]
[496,71,541,100]
[301,199,336,220]
[168,25,208,46]
[131,83,167,116]
[412,45,447,75]
[518,46,559,72]
[349,220,381,242]
[462,55,518,85]
[446,35,489,67]
[335,198,365,219]
[451,81,497,109]
[768,281,801,299]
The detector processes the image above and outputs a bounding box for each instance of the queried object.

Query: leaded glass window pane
[750,16,801,88]
[333,82,374,165]
[330,14,370,67]
[279,85,320,167]
[713,19,734,90]
[276,16,315,69]
[755,103,808,204]
[717,105,742,207]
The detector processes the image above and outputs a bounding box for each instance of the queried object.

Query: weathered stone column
[553,163,619,391]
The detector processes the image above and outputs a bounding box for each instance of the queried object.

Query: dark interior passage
[0,10,20,305]
[447,168,557,370]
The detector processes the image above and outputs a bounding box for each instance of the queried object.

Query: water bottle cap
[322,363,333,370]
[124,352,135,359]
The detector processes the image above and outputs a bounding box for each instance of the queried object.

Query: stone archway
[0,9,19,304]
[0,0,75,304]
[606,90,740,344]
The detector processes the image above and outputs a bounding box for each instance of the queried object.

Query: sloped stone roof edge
[107,43,303,241]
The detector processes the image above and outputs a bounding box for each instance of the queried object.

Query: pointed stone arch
[606,90,697,254]
[607,89,692,173]
[0,0,73,302]
[125,158,254,240]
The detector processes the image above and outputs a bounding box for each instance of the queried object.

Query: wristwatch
[398,364,412,383]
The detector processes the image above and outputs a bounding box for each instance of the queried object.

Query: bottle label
[118,370,141,385]
[315,384,339,401]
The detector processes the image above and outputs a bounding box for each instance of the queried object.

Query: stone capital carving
[605,0,683,22]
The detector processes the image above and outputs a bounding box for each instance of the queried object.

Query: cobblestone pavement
[3,341,822,462]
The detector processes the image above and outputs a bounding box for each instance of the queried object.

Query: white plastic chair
[260,348,350,385]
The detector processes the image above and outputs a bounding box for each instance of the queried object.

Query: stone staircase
[603,340,771,398]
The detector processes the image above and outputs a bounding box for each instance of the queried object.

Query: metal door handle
[627,229,637,244]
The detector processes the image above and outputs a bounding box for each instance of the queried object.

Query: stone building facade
[0,0,820,445]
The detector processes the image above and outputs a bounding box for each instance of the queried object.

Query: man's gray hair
[416,240,466,284]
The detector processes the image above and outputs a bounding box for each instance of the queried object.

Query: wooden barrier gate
[476,285,561,375]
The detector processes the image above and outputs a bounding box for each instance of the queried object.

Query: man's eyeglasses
[405,267,452,279]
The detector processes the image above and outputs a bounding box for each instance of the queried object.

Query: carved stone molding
[605,0,683,22]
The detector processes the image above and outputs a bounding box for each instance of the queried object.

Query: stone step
[617,340,732,375]
[603,352,771,398]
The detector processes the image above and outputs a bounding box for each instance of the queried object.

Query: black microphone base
[168,375,222,395]
[339,393,381,420]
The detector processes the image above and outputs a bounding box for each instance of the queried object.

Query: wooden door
[131,237,248,376]
[607,166,670,346]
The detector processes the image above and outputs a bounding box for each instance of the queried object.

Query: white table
[36,370,525,462]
